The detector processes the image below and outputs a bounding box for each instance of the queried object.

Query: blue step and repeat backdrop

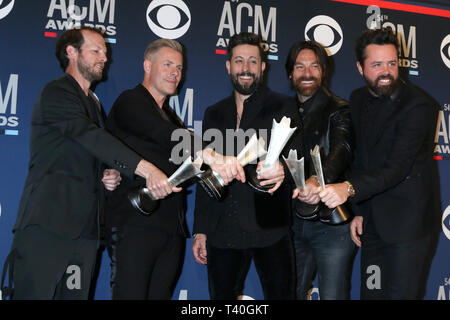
[0,0,449,300]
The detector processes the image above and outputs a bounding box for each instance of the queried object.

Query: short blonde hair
[143,38,183,60]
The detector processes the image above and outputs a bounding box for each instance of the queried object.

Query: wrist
[135,159,152,179]
[310,175,320,186]
[344,181,355,198]
[200,148,216,165]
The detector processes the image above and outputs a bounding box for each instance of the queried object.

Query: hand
[350,216,363,247]
[135,160,182,200]
[319,182,349,208]
[192,234,207,264]
[292,176,321,204]
[257,160,285,193]
[198,148,245,185]
[102,169,122,191]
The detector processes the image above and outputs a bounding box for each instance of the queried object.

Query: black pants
[206,235,295,300]
[8,225,98,300]
[107,225,185,300]
[360,227,432,300]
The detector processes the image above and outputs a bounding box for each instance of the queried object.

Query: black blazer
[13,74,142,239]
[349,80,439,243]
[193,86,303,237]
[105,84,191,236]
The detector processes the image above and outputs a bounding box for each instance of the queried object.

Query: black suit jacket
[193,86,303,243]
[105,84,191,236]
[13,74,142,239]
[349,80,439,243]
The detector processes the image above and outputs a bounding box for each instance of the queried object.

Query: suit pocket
[25,172,97,239]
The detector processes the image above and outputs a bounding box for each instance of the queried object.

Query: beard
[364,73,398,97]
[292,76,321,98]
[230,72,262,95]
[77,58,103,83]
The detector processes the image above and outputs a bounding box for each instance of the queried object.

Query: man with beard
[319,28,440,299]
[1,27,169,299]
[192,32,302,299]
[285,40,355,300]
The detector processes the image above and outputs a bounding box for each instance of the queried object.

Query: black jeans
[360,228,432,300]
[107,225,185,300]
[206,235,295,300]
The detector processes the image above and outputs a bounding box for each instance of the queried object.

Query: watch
[344,181,355,197]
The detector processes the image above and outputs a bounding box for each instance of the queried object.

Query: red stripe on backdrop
[330,0,450,18]
[44,32,58,38]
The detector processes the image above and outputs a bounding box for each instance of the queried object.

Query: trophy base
[196,168,226,200]
[319,205,353,225]
[294,200,320,220]
[245,165,275,193]
[128,188,159,215]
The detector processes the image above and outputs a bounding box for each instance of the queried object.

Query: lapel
[137,84,184,128]
[63,73,104,127]
[88,90,106,128]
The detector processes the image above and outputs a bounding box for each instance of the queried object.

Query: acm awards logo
[0,74,19,136]
[45,0,117,41]
[216,1,279,60]
[366,6,419,75]
[434,103,450,159]
[169,88,198,131]
[146,0,191,39]
[304,15,343,56]
[0,0,14,20]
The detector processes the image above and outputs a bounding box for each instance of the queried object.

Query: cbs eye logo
[304,15,343,56]
[146,0,191,39]
[0,0,14,20]
[442,205,450,240]
[441,34,450,69]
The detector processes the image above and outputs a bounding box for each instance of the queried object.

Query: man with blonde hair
[105,38,242,299]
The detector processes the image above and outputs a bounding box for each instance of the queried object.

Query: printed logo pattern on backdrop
[0,0,449,301]
[0,0,14,20]
[441,34,450,69]
[45,0,117,42]
[215,1,279,60]
[442,206,450,240]
[0,74,19,136]
[146,0,191,39]
[304,15,343,56]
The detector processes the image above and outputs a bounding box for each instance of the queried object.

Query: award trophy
[196,133,267,200]
[246,116,297,193]
[282,149,320,220]
[128,156,203,215]
[310,145,352,225]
